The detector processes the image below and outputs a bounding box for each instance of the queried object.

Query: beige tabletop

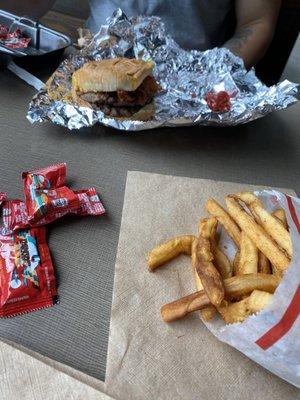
[0,340,114,400]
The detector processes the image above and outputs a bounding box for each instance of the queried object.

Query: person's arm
[224,0,281,68]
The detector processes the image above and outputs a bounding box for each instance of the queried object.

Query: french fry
[198,217,217,239]
[161,273,280,322]
[218,297,249,324]
[213,245,232,279]
[225,196,290,272]
[198,217,232,278]
[233,250,240,275]
[235,192,292,258]
[247,290,273,312]
[273,208,288,230]
[147,235,196,271]
[237,231,258,275]
[234,192,263,207]
[193,220,217,320]
[267,212,284,276]
[193,233,224,307]
[266,212,284,276]
[205,199,241,247]
[149,191,290,326]
[192,258,216,321]
[221,273,278,300]
[271,265,284,277]
[218,290,273,324]
[258,251,271,274]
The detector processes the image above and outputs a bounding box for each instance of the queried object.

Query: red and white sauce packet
[23,163,78,224]
[0,24,31,49]
[0,227,57,317]
[2,188,104,232]
[0,192,7,205]
[17,163,105,229]
[0,163,105,317]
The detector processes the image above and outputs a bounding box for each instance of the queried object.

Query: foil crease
[27,8,299,131]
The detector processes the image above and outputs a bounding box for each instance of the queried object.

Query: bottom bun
[114,102,154,121]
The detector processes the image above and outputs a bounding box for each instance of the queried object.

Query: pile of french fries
[146,192,292,324]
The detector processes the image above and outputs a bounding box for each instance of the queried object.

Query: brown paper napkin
[105,171,299,400]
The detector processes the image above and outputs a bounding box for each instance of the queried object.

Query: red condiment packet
[0,227,57,317]
[0,164,105,317]
[73,188,105,216]
[0,25,31,49]
[2,199,27,233]
[22,163,79,224]
[0,192,6,205]
[2,188,105,232]
[24,163,67,187]
[0,24,8,38]
[4,36,31,49]
[205,91,231,113]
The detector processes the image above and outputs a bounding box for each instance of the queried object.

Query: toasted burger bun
[72,58,155,93]
[71,58,156,121]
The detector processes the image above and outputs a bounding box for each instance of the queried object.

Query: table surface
[0,14,299,383]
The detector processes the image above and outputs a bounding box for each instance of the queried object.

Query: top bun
[72,58,155,93]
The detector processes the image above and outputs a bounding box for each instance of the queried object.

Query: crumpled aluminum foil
[27,8,299,131]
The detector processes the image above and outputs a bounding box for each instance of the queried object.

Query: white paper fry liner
[204,189,300,388]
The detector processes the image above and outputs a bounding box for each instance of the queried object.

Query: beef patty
[97,104,144,118]
[79,76,160,109]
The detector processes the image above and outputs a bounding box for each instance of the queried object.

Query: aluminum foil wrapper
[27,8,299,131]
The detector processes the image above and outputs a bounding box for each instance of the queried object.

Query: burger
[72,58,161,120]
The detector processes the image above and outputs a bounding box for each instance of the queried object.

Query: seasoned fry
[191,236,198,268]
[192,258,216,321]
[218,297,249,324]
[233,250,240,275]
[234,192,263,207]
[225,196,290,272]
[149,190,290,325]
[198,217,217,239]
[218,290,273,324]
[258,251,271,274]
[198,217,232,279]
[193,235,224,307]
[213,245,232,279]
[161,273,280,322]
[147,235,196,271]
[235,192,292,258]
[205,198,241,247]
[247,290,273,312]
[198,305,215,320]
[228,195,288,276]
[271,264,284,277]
[237,231,258,275]
[161,287,212,323]
[223,274,279,299]
[193,222,216,320]
[273,208,288,230]
[268,211,286,276]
